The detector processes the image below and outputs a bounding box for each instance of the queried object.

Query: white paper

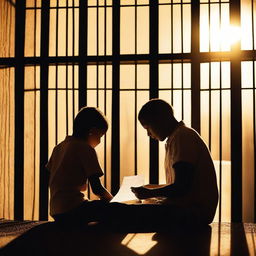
[111,175,144,203]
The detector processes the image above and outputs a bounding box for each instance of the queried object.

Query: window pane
[183,4,191,53]
[173,4,182,53]
[159,2,190,53]
[200,2,230,52]
[242,61,253,88]
[241,61,256,221]
[0,67,15,219]
[26,0,41,8]
[120,7,135,54]
[25,9,41,57]
[200,62,231,222]
[241,0,254,50]
[49,9,57,56]
[120,91,135,181]
[137,6,149,54]
[25,66,40,90]
[24,91,40,220]
[120,64,135,89]
[159,5,172,53]
[137,91,150,183]
[58,9,67,56]
[137,64,149,89]
[242,90,255,221]
[49,6,79,57]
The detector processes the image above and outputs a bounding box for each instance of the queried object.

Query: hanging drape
[0,0,15,219]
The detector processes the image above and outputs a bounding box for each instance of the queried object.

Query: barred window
[0,0,255,225]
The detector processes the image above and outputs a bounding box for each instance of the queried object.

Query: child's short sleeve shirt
[46,136,103,216]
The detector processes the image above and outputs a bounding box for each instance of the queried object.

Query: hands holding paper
[131,184,168,200]
[131,186,153,199]
[111,175,166,203]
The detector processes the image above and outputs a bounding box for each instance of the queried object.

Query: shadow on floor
[0,222,251,256]
[0,222,137,256]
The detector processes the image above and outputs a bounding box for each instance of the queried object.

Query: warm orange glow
[219,25,241,48]
[121,233,157,255]
[201,24,241,51]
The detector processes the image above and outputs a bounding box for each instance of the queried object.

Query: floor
[0,221,255,255]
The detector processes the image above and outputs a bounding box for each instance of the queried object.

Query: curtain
[0,0,15,219]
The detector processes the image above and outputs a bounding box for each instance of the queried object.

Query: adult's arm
[131,161,194,199]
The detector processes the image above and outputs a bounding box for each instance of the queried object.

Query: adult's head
[138,98,177,141]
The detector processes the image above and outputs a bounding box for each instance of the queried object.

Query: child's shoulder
[56,136,94,152]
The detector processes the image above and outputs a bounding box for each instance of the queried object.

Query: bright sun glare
[208,25,241,51]
[219,25,241,47]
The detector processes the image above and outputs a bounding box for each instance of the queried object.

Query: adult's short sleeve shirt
[165,121,219,223]
[46,136,103,216]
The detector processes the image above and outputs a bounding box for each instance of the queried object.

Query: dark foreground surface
[0,219,255,256]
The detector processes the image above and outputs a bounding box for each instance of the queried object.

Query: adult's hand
[131,186,153,199]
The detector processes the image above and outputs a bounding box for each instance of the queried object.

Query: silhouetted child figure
[130,98,219,226]
[46,107,113,227]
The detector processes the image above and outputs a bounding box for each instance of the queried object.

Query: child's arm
[88,175,113,202]
[131,161,194,199]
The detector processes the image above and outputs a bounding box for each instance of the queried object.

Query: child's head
[73,107,108,147]
[138,98,175,141]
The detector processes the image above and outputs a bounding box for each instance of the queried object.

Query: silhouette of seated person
[97,98,219,232]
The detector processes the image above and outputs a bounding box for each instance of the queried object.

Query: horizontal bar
[2,50,256,66]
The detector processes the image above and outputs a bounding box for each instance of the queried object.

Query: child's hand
[131,186,152,199]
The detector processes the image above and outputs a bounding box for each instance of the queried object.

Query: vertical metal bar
[251,0,256,223]
[181,2,184,120]
[181,62,184,120]
[171,0,173,54]
[208,2,211,52]
[218,3,222,223]
[149,0,159,184]
[134,0,138,175]
[191,0,200,133]
[181,1,183,54]
[6,2,13,217]
[14,0,26,220]
[96,0,99,107]
[7,0,13,217]
[104,0,107,187]
[253,0,255,51]
[95,67,99,107]
[254,60,256,223]
[66,0,69,134]
[181,0,184,120]
[83,2,91,200]
[171,62,173,105]
[72,0,75,121]
[135,62,138,176]
[32,0,37,220]
[111,0,120,194]
[219,61,223,222]
[209,63,212,151]
[55,1,59,145]
[79,0,87,108]
[39,0,50,220]
[171,1,174,106]
[230,0,242,222]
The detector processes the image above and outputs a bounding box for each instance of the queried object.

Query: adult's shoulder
[173,123,204,146]
[177,123,199,138]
